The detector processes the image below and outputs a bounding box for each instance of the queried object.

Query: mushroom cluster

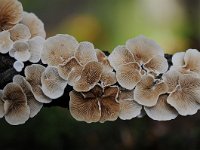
[0,0,200,125]
[0,0,46,72]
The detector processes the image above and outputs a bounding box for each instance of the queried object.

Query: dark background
[0,0,200,149]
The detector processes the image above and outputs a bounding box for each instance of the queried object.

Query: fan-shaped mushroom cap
[69,90,101,123]
[172,52,185,66]
[75,42,98,66]
[13,61,24,72]
[0,0,23,31]
[20,11,46,38]
[0,90,4,118]
[144,55,168,74]
[0,31,13,54]
[108,45,135,69]
[41,66,68,99]
[126,35,164,64]
[58,57,82,80]
[13,75,43,118]
[116,62,141,90]
[167,74,200,116]
[134,75,168,107]
[28,36,45,63]
[144,94,178,121]
[74,61,103,92]
[3,83,30,125]
[11,40,30,62]
[99,86,120,123]
[25,64,52,103]
[41,34,78,66]
[118,89,142,120]
[9,24,31,41]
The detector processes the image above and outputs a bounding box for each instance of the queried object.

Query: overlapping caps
[0,0,200,125]
[0,0,45,72]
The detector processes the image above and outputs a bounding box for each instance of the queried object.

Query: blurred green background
[0,0,200,149]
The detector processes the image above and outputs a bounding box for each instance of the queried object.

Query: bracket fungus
[0,0,200,125]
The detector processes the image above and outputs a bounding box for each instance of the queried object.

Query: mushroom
[3,83,30,125]
[167,74,200,116]
[134,75,168,107]
[144,94,178,121]
[73,61,103,92]
[13,75,43,118]
[0,0,23,31]
[41,66,68,99]
[20,11,46,38]
[25,64,52,103]
[69,84,120,123]
[118,89,142,120]
[0,90,5,118]
[41,34,79,66]
[13,60,24,72]
[9,23,31,41]
[0,31,13,54]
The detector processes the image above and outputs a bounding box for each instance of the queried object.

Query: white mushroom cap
[172,52,185,66]
[28,36,45,63]
[75,42,98,66]
[25,64,52,103]
[9,24,31,41]
[0,31,13,54]
[108,45,135,70]
[11,40,30,62]
[126,35,164,64]
[13,75,43,118]
[0,0,23,31]
[20,11,46,38]
[13,60,24,72]
[3,83,30,125]
[41,34,79,66]
[0,90,5,118]
[41,66,68,99]
[144,94,178,121]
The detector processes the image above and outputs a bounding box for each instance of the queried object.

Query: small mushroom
[0,0,23,31]
[171,52,185,67]
[118,89,142,120]
[134,75,168,107]
[3,83,30,125]
[0,90,4,118]
[144,94,178,121]
[75,42,98,66]
[20,11,46,38]
[74,61,103,92]
[41,34,79,66]
[41,66,68,99]
[0,31,13,54]
[13,75,43,118]
[13,61,24,72]
[9,24,31,41]
[25,64,52,103]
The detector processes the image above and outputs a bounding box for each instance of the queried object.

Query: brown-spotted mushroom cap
[28,36,45,63]
[13,75,43,118]
[11,40,30,62]
[0,90,5,118]
[25,64,52,103]
[126,35,164,64]
[0,31,13,54]
[41,34,78,66]
[3,83,30,125]
[73,61,103,92]
[118,89,142,120]
[9,23,31,41]
[144,94,178,121]
[20,11,46,38]
[167,74,200,116]
[0,0,23,31]
[75,42,98,66]
[116,62,142,90]
[134,75,168,107]
[41,66,68,99]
